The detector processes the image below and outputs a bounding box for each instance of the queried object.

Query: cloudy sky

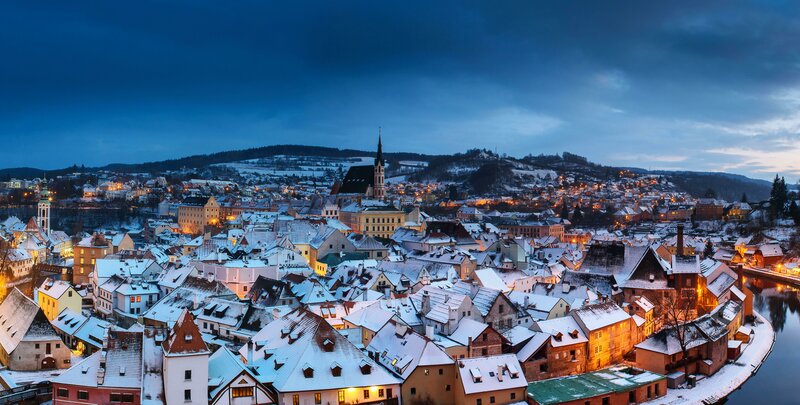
[2,1,800,181]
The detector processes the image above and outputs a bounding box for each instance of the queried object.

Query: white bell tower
[38,178,51,236]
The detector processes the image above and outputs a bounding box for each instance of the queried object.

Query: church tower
[374,128,385,200]
[38,176,51,236]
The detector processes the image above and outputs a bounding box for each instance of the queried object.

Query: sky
[2,1,800,182]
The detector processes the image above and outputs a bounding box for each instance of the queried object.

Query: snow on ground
[214,156,375,179]
[643,311,776,405]
[1,354,85,386]
[512,168,557,179]
[763,226,796,242]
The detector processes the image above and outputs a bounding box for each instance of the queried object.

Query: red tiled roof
[162,310,208,355]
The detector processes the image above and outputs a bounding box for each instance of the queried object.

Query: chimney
[425,325,434,340]
[421,291,431,314]
[736,264,744,290]
[247,340,254,364]
[676,224,684,256]
[467,336,473,355]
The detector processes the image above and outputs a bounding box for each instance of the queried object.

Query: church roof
[337,165,375,194]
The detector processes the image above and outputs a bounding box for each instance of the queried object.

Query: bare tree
[660,290,698,383]
[0,237,13,301]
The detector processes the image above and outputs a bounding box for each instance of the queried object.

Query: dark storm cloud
[1,0,800,180]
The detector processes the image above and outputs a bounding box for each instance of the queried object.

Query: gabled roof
[757,243,783,257]
[0,288,61,353]
[163,310,209,356]
[243,308,400,392]
[571,302,630,332]
[54,330,144,389]
[342,303,396,333]
[337,165,375,194]
[617,247,670,290]
[367,319,452,379]
[181,196,212,206]
[38,278,75,299]
[208,347,274,402]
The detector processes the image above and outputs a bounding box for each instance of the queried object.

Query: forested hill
[0,145,772,201]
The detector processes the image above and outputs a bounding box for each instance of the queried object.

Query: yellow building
[339,201,404,239]
[37,278,82,321]
[73,233,111,285]
[177,195,220,234]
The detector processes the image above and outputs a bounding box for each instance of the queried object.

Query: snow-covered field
[643,312,775,404]
[214,155,375,179]
[512,168,557,179]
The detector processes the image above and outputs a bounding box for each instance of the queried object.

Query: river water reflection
[724,278,800,404]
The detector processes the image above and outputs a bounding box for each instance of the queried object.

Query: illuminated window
[232,387,253,398]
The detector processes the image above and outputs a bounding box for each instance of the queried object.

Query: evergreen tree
[560,202,570,219]
[770,174,789,219]
[790,200,800,224]
[448,185,459,200]
[741,192,748,203]
[572,205,584,224]
[703,240,714,259]
[704,188,717,198]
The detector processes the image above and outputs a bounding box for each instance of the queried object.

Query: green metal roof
[527,366,664,405]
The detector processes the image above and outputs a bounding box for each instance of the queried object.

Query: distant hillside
[0,145,772,201]
[0,145,439,178]
[658,171,771,202]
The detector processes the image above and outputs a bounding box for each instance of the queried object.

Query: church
[330,132,385,201]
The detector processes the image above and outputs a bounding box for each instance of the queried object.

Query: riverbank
[643,311,776,405]
[743,266,800,287]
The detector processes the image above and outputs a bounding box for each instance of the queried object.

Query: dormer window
[553,332,563,342]
[322,338,334,352]
[569,330,579,339]
[331,362,342,377]
[359,360,372,375]
[469,368,482,383]
[302,364,314,378]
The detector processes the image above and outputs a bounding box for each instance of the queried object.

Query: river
[724,277,800,404]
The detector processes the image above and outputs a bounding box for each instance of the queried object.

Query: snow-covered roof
[472,268,511,292]
[38,278,74,299]
[535,316,588,348]
[342,303,396,333]
[0,289,61,354]
[571,302,630,332]
[456,354,527,394]
[367,320,452,379]
[243,309,401,392]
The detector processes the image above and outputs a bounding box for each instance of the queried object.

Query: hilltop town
[0,139,796,405]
